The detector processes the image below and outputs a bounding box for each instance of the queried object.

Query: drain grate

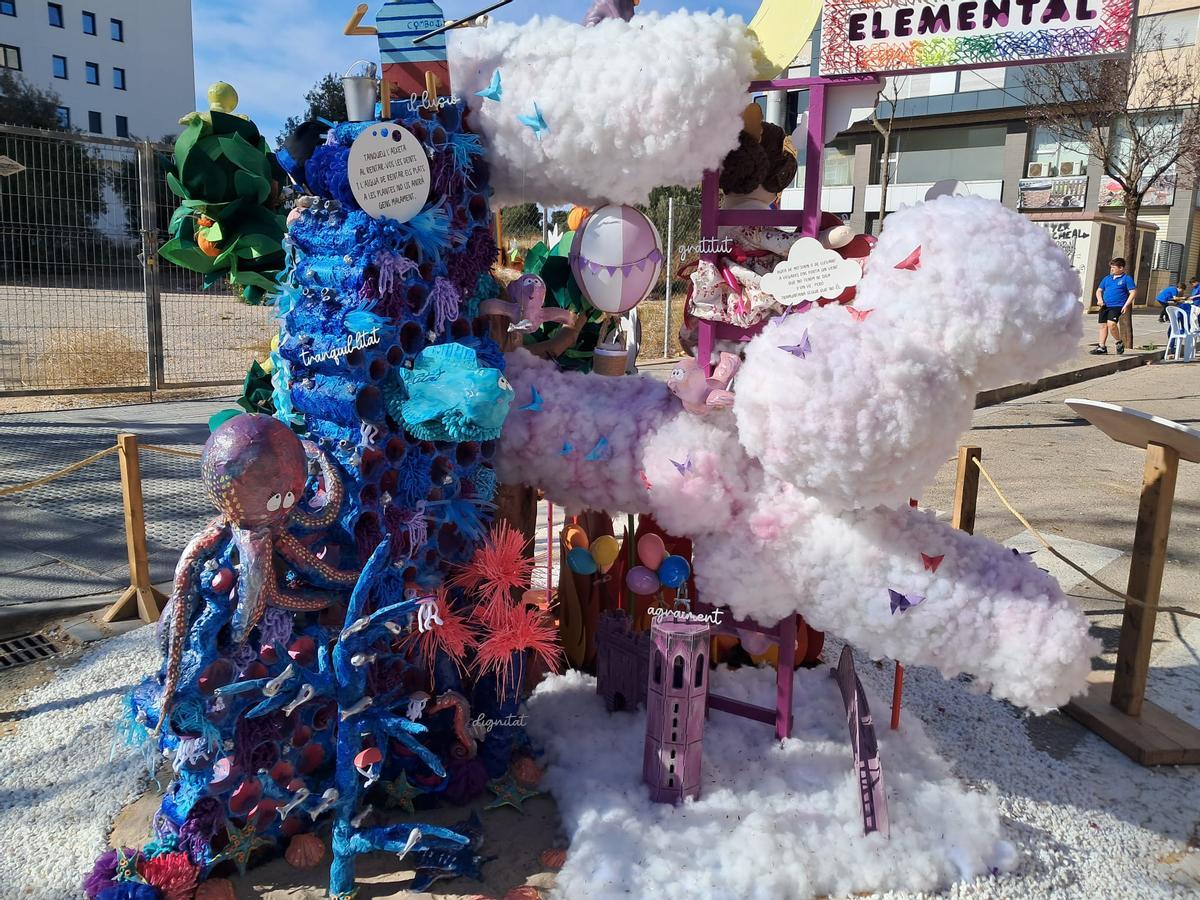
[0,633,61,671]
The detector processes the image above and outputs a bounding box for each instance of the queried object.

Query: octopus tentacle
[156,518,228,734]
[264,574,337,612]
[275,532,360,587]
[290,441,345,532]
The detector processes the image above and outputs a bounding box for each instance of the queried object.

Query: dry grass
[34,328,147,390]
[637,296,688,361]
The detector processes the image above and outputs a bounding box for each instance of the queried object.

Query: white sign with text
[760,237,863,306]
[348,125,431,224]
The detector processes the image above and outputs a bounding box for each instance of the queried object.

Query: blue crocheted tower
[99,101,518,900]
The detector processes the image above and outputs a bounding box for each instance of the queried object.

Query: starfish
[485,774,543,812]
[209,820,273,877]
[385,771,421,814]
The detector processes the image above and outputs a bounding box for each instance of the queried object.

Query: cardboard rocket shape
[377,0,453,98]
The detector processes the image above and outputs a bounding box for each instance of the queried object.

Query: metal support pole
[541,204,549,248]
[663,196,675,358]
[137,140,165,391]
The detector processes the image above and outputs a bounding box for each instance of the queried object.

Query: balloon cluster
[626,533,691,595]
[565,525,621,576]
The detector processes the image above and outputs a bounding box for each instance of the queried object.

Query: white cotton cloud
[450,12,760,207]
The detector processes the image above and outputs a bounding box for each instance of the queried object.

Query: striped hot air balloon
[377,0,453,99]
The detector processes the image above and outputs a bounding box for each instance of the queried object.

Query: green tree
[278,73,350,146]
[0,71,108,281]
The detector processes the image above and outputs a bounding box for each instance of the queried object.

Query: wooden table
[1062,399,1200,765]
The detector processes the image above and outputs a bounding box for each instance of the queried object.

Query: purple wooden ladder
[696,75,878,376]
[692,598,798,741]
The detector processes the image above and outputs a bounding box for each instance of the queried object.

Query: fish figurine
[667,352,741,415]
[390,344,514,442]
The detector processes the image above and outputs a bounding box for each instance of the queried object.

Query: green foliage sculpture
[159,83,287,304]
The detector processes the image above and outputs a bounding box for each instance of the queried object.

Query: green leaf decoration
[172,116,206,170]
[233,170,270,206]
[217,133,270,180]
[165,171,190,201]
[210,110,262,142]
[203,220,224,243]
[159,237,216,275]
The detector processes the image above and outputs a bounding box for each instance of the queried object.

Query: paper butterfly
[921,553,944,574]
[639,471,653,491]
[847,307,874,322]
[517,102,549,141]
[585,437,611,462]
[519,386,543,412]
[889,589,926,615]
[670,455,694,477]
[894,246,922,271]
[560,442,574,457]
[475,69,503,102]
[779,329,812,359]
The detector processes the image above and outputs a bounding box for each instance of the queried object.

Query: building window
[113,67,125,90]
[1026,125,1090,178]
[82,10,96,34]
[88,110,102,133]
[56,106,70,128]
[47,2,62,27]
[694,654,705,688]
[85,61,98,84]
[110,18,123,41]
[1141,10,1199,49]
[1,44,21,71]
[52,54,67,78]
[115,115,128,138]
[1,2,16,17]
[892,124,1007,184]
[671,655,684,689]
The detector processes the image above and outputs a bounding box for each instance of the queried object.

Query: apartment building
[771,2,1200,304]
[1,0,194,139]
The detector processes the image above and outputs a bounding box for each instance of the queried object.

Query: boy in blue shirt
[1156,282,1186,323]
[1092,257,1136,354]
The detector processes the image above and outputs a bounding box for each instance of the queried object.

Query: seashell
[285,832,326,869]
[195,878,237,900]
[504,888,542,900]
[539,848,567,869]
[511,757,543,787]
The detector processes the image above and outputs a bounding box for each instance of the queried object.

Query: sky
[192,0,762,143]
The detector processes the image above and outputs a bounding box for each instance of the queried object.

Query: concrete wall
[2,0,194,140]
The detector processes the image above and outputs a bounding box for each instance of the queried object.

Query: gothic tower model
[642,618,710,804]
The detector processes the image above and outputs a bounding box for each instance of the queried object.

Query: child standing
[1092,257,1136,354]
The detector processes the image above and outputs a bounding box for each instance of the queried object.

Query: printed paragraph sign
[760,238,863,306]
[348,125,431,223]
[819,0,1135,76]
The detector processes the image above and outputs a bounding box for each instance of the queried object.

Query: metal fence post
[663,196,675,358]
[541,204,550,247]
[137,140,165,391]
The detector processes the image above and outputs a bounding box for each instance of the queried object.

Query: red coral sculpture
[137,852,199,900]
[475,603,562,691]
[400,588,479,674]
[452,521,540,626]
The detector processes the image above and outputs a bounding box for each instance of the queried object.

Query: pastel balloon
[568,204,664,314]
[658,555,691,589]
[590,534,620,569]
[636,533,667,570]
[564,524,590,550]
[625,566,661,595]
[567,547,598,575]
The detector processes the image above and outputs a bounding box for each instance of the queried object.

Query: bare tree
[870,77,905,224]
[1022,19,1200,279]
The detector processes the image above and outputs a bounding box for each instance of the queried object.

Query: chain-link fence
[497,198,702,362]
[0,124,276,400]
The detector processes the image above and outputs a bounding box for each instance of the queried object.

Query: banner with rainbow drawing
[818,0,1135,76]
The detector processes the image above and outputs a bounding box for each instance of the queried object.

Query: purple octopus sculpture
[157,413,359,730]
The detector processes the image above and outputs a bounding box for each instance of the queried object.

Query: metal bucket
[342,60,379,123]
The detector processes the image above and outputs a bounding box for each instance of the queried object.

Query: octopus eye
[266,493,283,512]
[283,491,296,509]
[497,375,512,392]
[670,368,685,381]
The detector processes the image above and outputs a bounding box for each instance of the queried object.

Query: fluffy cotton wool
[497,197,1097,711]
[450,13,759,207]
[525,667,1014,899]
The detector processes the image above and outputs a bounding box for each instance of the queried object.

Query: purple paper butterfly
[670,454,694,477]
[779,329,812,359]
[888,589,926,615]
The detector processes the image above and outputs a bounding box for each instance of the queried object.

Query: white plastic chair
[1189,304,1200,335]
[1165,306,1195,362]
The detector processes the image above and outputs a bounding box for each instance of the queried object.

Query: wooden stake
[1111,441,1179,715]
[952,446,982,535]
[103,433,167,624]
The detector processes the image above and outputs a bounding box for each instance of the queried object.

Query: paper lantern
[569,205,663,314]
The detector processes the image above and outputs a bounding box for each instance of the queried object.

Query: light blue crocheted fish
[390,343,513,441]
